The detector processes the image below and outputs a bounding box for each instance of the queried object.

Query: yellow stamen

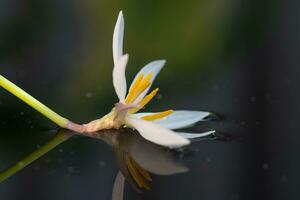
[125,74,144,104]
[129,88,159,114]
[132,73,152,100]
[141,109,174,121]
[0,75,68,127]
[126,73,153,104]
[126,156,150,190]
[132,158,152,182]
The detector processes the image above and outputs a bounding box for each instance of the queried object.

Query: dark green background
[1,0,300,199]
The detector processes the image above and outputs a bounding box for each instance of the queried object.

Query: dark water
[1,0,300,200]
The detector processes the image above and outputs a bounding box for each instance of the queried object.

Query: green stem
[0,75,69,127]
[0,131,72,183]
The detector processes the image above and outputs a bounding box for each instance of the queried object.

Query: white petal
[175,130,215,139]
[113,54,128,102]
[128,134,189,175]
[129,60,166,103]
[131,110,211,130]
[112,171,125,200]
[113,11,124,65]
[126,117,190,148]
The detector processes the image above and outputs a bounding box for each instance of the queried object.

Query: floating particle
[85,92,93,98]
[250,96,256,102]
[262,163,269,170]
[68,166,74,174]
[98,161,106,167]
[156,93,162,100]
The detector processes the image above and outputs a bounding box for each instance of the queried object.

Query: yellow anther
[141,109,174,121]
[126,156,151,190]
[134,159,152,182]
[126,73,153,104]
[129,88,159,114]
[125,74,144,103]
[132,73,152,100]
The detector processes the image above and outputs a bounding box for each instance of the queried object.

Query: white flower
[83,11,214,148]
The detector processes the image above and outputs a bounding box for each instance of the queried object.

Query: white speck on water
[281,175,288,182]
[178,153,184,159]
[33,164,40,171]
[20,112,25,116]
[59,149,63,153]
[85,92,93,98]
[229,193,239,200]
[212,85,219,91]
[98,161,106,167]
[156,94,162,100]
[250,96,256,102]
[240,121,246,126]
[262,163,269,170]
[68,166,74,173]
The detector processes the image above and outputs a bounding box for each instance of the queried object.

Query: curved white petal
[128,134,189,175]
[129,60,166,103]
[175,130,215,139]
[112,171,125,200]
[126,117,190,148]
[113,11,124,65]
[113,54,128,102]
[131,110,211,130]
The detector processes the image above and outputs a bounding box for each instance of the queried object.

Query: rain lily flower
[0,11,215,148]
[81,11,215,147]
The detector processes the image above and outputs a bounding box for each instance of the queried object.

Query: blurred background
[1,0,300,199]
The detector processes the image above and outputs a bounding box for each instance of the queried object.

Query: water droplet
[262,163,269,170]
[156,94,162,100]
[98,161,106,167]
[250,96,256,102]
[281,175,288,182]
[33,165,40,171]
[85,92,93,98]
[68,166,74,173]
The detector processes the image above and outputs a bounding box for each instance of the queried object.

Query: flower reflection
[91,128,189,198]
[0,128,217,199]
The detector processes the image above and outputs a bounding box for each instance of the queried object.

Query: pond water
[1,0,300,200]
